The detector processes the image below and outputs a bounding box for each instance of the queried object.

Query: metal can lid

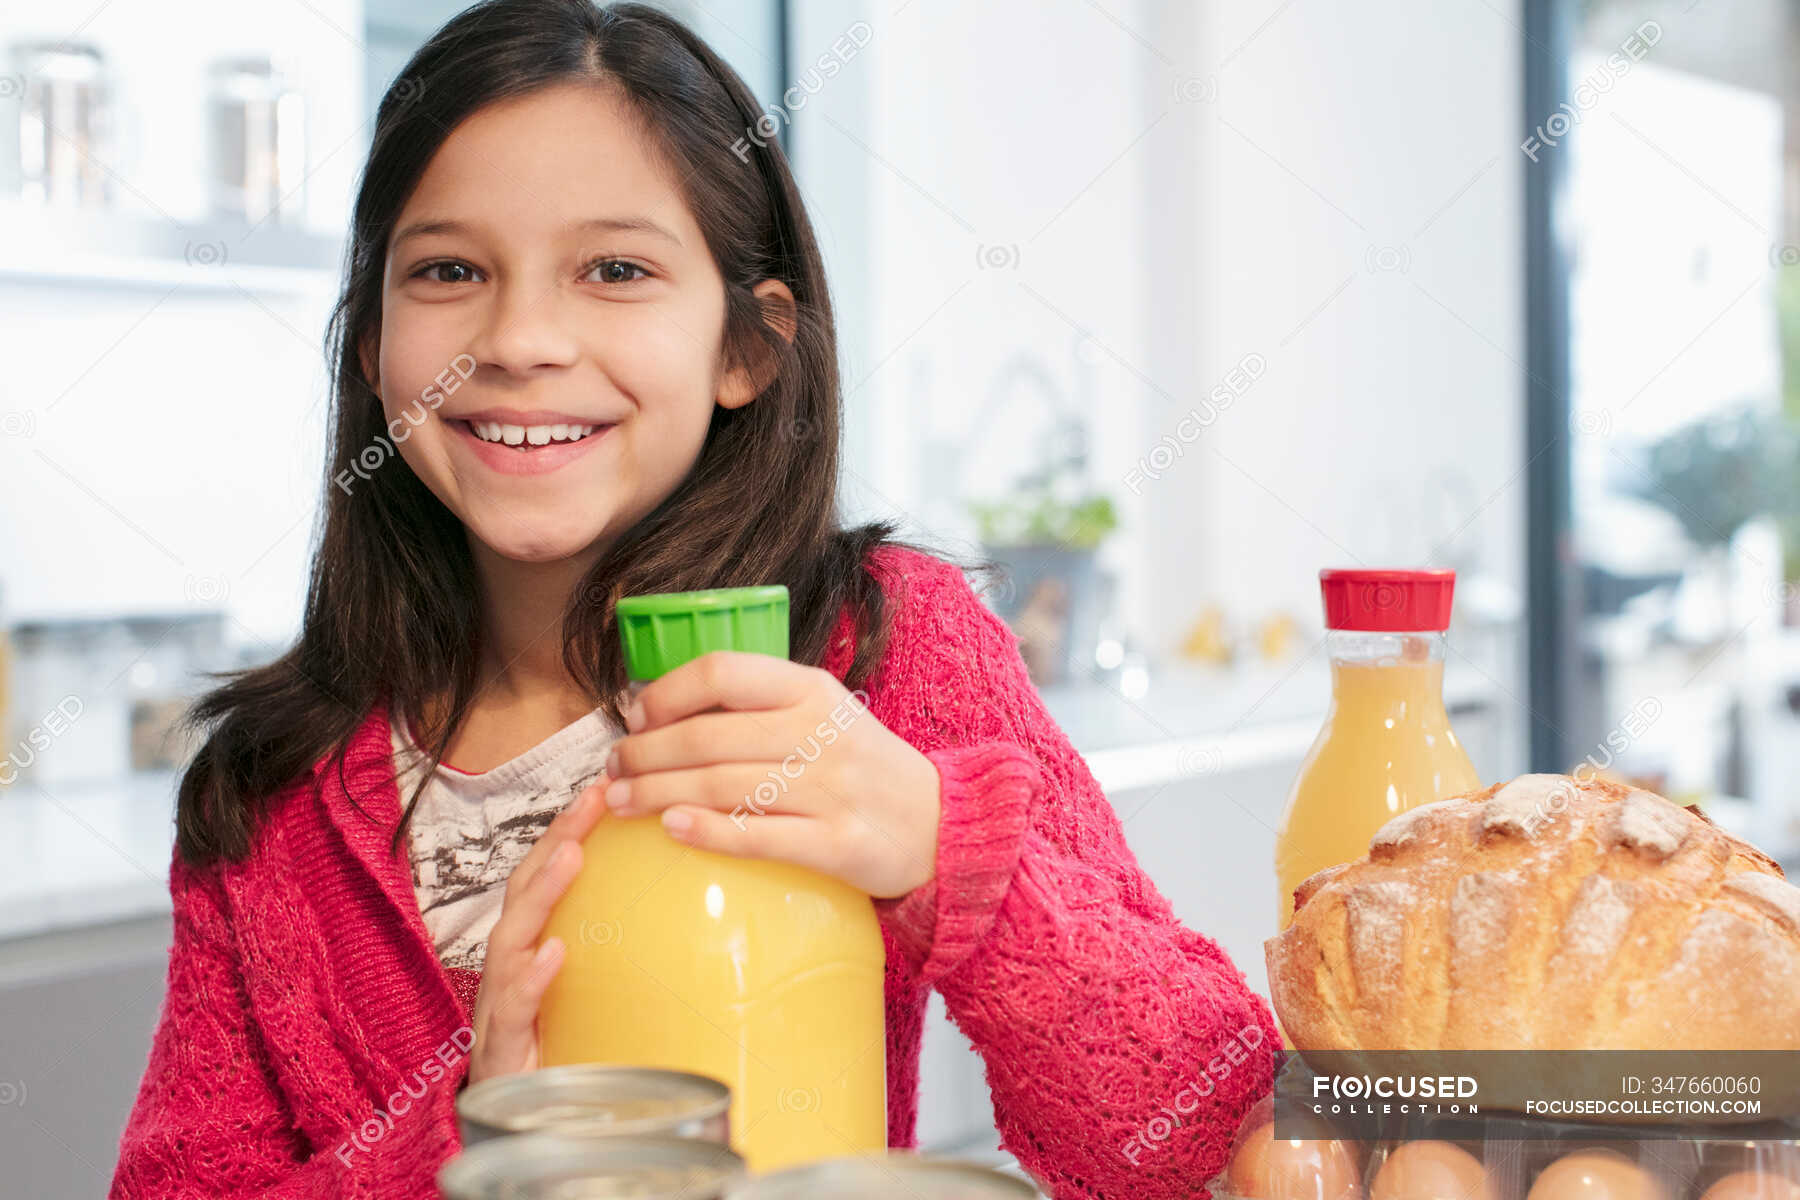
[438,1133,746,1199]
[458,1065,730,1138]
[723,1153,1040,1198]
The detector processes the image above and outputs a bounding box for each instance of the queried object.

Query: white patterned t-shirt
[393,708,621,972]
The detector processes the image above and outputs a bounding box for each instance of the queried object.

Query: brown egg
[1227,1120,1366,1200]
[1372,1140,1493,1200]
[1527,1149,1667,1200]
[1700,1172,1800,1200]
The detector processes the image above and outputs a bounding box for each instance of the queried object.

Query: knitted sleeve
[869,552,1279,1199]
[109,851,460,1199]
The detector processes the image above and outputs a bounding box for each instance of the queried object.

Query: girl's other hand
[465,776,608,1086]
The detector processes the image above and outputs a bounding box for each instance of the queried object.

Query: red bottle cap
[1318,568,1456,631]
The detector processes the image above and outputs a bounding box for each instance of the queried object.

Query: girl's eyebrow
[572,216,684,246]
[392,215,683,249]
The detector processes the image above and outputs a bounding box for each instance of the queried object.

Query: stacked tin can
[445,1059,1044,1197]
[444,1064,746,1197]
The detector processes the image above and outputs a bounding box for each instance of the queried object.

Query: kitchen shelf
[0,202,344,295]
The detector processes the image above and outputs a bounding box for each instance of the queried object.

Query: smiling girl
[109,3,1274,1197]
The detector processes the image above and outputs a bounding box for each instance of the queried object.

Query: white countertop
[1039,654,1500,792]
[0,770,178,941]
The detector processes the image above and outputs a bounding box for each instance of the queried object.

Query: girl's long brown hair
[175,0,931,867]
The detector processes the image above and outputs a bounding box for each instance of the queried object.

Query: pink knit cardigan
[109,546,1276,1198]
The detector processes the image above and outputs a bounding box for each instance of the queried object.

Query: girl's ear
[357,330,381,400]
[716,279,797,410]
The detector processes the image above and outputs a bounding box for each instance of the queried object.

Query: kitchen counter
[1039,653,1503,792]
[0,770,177,942]
[0,650,1510,944]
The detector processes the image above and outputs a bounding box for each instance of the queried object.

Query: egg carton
[1211,1094,1800,1200]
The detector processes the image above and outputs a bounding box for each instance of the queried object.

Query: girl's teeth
[470,421,598,447]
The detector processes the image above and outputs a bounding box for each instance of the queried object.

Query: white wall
[795,0,1526,666]
[1150,0,1528,653]
[790,0,1158,638]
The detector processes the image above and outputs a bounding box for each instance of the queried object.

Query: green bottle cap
[615,585,790,681]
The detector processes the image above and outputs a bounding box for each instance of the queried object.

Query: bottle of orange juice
[1275,569,1481,928]
[538,586,888,1172]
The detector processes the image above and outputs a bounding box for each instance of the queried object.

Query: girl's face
[369,83,772,566]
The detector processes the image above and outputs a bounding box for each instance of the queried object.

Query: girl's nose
[466,281,583,376]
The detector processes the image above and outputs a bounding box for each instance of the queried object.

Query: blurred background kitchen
[1,0,1796,1192]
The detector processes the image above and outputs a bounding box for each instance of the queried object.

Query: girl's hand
[466,777,608,1087]
[603,651,941,899]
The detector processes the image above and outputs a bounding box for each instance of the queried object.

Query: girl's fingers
[627,651,818,733]
[607,762,834,821]
[475,838,584,1076]
[659,806,843,877]
[470,781,611,1082]
[472,935,564,1079]
[608,711,798,778]
[491,836,583,960]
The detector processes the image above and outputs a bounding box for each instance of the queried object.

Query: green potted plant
[969,475,1118,685]
[1633,406,1800,628]
[1635,407,1793,549]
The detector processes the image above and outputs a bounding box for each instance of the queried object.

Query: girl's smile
[446,407,620,477]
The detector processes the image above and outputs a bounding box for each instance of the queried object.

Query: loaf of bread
[1266,774,1800,1051]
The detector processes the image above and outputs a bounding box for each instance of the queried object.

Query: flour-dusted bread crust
[1266,774,1800,1050]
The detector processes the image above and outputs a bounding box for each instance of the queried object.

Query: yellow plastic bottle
[1275,569,1481,929]
[538,586,888,1173]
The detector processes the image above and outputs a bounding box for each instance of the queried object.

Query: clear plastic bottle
[537,586,888,1172]
[1275,569,1482,928]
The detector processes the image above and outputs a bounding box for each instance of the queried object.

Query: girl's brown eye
[417,261,478,284]
[588,259,647,285]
